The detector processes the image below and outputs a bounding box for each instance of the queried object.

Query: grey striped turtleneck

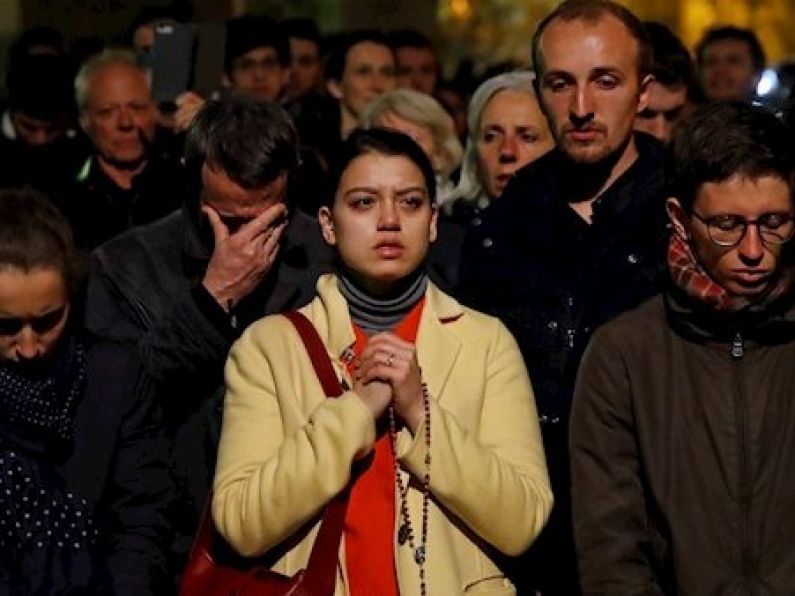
[338,272,428,335]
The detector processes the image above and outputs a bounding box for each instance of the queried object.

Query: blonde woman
[360,88,463,206]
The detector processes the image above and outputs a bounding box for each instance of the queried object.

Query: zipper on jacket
[731,331,744,359]
[565,327,576,349]
[731,343,755,584]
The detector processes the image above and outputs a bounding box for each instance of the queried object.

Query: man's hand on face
[200,201,289,311]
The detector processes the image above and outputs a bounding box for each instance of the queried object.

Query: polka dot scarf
[0,337,98,592]
[0,448,99,591]
[0,337,85,444]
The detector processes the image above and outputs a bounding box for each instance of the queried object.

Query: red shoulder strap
[282,311,348,595]
[283,310,343,398]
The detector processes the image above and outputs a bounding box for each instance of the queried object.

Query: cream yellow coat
[213,274,552,595]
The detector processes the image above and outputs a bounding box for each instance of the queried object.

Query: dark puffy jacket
[571,288,795,594]
[64,151,184,250]
[83,206,332,578]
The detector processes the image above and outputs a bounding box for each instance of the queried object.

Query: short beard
[560,134,631,203]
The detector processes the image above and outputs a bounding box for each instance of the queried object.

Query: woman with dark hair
[212,128,552,595]
[0,188,172,594]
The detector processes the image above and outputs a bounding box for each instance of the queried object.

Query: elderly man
[84,95,332,581]
[571,100,795,593]
[67,49,182,248]
[457,1,668,592]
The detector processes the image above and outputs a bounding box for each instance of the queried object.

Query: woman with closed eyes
[212,128,552,595]
[0,188,171,595]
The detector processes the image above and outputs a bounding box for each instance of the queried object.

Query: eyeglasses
[218,214,255,233]
[691,211,795,247]
[0,305,68,336]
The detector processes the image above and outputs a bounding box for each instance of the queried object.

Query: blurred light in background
[757,68,780,97]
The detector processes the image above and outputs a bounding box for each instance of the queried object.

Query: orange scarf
[344,298,425,596]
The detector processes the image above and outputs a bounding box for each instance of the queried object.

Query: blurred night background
[3,0,795,75]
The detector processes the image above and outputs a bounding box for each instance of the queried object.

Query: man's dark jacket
[456,133,668,593]
[457,133,667,423]
[65,340,172,595]
[64,147,183,249]
[571,286,795,594]
[0,131,89,204]
[83,205,332,576]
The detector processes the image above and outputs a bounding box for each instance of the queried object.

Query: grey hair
[451,70,538,206]
[74,48,146,110]
[359,88,463,179]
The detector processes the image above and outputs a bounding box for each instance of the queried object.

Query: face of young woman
[0,266,69,362]
[319,152,437,296]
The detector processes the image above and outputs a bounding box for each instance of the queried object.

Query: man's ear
[318,206,337,246]
[327,79,343,101]
[78,110,89,134]
[428,205,438,244]
[666,197,690,240]
[637,73,654,114]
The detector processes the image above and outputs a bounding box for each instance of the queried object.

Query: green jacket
[571,288,795,594]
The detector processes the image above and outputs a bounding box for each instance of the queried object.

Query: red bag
[179,312,347,596]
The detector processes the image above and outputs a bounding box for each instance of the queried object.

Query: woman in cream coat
[212,128,552,595]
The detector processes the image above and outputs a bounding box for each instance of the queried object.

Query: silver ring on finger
[386,352,396,367]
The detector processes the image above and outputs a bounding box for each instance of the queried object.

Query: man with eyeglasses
[570,100,795,592]
[172,15,290,132]
[222,15,290,102]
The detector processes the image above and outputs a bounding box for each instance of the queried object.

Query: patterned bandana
[667,231,790,313]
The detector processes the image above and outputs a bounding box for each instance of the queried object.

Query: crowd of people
[1,0,794,594]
